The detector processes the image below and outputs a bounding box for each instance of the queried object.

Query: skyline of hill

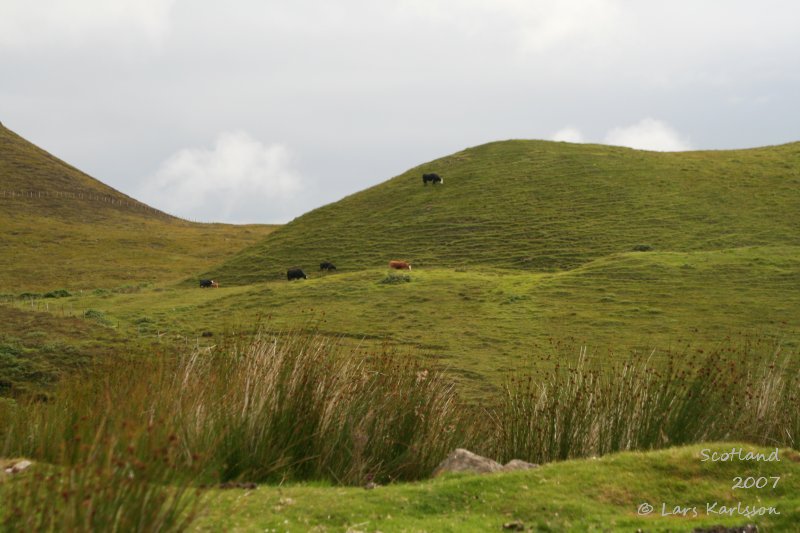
[0,124,275,290]
[204,138,800,284]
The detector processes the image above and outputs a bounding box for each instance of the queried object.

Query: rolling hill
[206,139,800,284]
[3,129,800,391]
[0,124,276,290]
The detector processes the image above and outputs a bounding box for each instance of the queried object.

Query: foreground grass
[1,334,469,486]
[3,333,797,483]
[2,332,798,531]
[194,444,800,532]
[4,445,798,531]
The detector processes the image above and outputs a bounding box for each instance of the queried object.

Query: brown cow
[388,260,411,271]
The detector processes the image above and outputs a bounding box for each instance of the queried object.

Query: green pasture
[6,244,798,396]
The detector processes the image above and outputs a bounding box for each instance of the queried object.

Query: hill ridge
[0,124,176,221]
[0,124,276,290]
[204,138,800,284]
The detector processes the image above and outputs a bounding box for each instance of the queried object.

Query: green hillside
[207,140,800,284]
[0,124,276,290]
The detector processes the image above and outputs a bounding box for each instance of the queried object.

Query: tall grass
[170,333,468,483]
[2,435,200,532]
[0,358,203,531]
[493,340,800,464]
[2,333,798,530]
[1,333,469,487]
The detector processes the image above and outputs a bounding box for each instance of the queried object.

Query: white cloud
[0,0,175,48]
[138,131,305,223]
[604,118,692,152]
[552,127,585,143]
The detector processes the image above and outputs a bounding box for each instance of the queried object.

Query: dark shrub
[42,289,72,299]
[380,274,412,284]
[83,309,112,326]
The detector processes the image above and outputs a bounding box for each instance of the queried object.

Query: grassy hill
[0,124,276,290]
[3,138,794,392]
[206,140,800,284]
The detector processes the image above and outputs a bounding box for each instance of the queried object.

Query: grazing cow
[199,279,219,288]
[422,173,443,185]
[287,268,308,281]
[320,261,337,271]
[388,260,411,271]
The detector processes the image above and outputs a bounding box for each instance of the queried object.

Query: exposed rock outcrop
[432,449,539,477]
[432,449,503,476]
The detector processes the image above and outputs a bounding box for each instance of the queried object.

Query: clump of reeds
[492,339,800,464]
[1,417,201,532]
[1,332,468,487]
[166,333,468,483]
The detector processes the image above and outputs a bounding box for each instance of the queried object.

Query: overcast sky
[2,1,799,223]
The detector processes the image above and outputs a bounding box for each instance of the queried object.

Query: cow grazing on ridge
[422,173,443,185]
[388,260,411,271]
[287,268,308,281]
[199,279,219,288]
[320,261,337,271]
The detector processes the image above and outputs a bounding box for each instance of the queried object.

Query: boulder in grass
[502,459,538,472]
[432,449,502,477]
[4,459,32,475]
[692,526,757,533]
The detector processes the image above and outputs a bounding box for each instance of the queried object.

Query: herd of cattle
[199,172,441,288]
[200,259,411,287]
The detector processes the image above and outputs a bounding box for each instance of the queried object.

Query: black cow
[320,261,337,271]
[199,279,219,288]
[422,173,443,185]
[287,268,307,281]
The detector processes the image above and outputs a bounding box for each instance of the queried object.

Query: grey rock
[4,460,32,475]
[432,449,502,477]
[502,459,539,472]
[693,526,757,533]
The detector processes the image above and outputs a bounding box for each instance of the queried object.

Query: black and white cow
[422,173,443,185]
